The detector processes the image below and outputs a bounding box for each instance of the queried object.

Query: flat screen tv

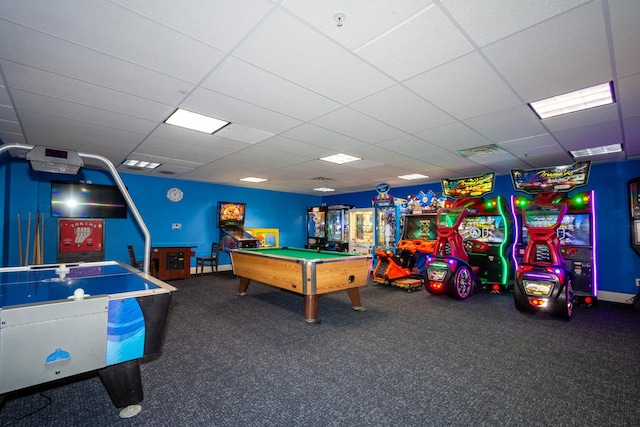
[51,181,128,218]
[217,202,246,228]
[459,215,506,244]
[522,213,591,246]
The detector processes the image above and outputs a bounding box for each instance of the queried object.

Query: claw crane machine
[349,207,374,255]
[372,183,404,262]
[326,204,354,252]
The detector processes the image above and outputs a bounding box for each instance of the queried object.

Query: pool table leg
[304,295,320,324]
[347,288,367,312]
[237,277,251,295]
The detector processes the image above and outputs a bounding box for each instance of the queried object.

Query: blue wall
[2,155,639,297]
[322,160,640,297]
[1,159,320,268]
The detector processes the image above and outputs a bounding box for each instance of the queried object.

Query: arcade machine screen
[403,215,438,241]
[522,213,591,246]
[217,202,245,228]
[459,216,506,244]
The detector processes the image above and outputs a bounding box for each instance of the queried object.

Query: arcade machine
[511,161,596,317]
[348,207,374,255]
[305,205,327,250]
[371,190,445,291]
[458,195,514,292]
[218,201,260,252]
[326,204,354,252]
[424,173,513,298]
[372,212,438,291]
[629,177,640,258]
[371,183,404,268]
[372,183,404,251]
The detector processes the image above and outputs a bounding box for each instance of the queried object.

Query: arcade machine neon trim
[511,161,597,306]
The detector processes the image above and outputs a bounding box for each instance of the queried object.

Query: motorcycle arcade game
[424,173,508,299]
[424,198,482,299]
[510,161,595,319]
[371,190,446,292]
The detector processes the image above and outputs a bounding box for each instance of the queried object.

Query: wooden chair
[128,245,157,277]
[196,242,220,275]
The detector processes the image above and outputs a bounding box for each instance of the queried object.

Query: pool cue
[25,212,31,265]
[33,211,39,265]
[18,213,23,266]
[40,212,45,264]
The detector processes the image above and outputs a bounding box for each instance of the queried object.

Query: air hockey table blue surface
[0,261,177,418]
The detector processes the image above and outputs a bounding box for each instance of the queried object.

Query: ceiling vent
[456,144,506,158]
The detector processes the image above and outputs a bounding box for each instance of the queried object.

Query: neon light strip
[510,195,520,272]
[590,189,598,297]
[497,197,509,285]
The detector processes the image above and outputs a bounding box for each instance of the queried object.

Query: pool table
[0,261,176,418]
[230,247,372,324]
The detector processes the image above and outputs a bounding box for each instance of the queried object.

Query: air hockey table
[0,261,176,418]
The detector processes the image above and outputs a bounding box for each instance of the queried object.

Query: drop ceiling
[0,0,638,195]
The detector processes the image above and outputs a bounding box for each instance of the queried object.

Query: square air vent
[456,144,506,158]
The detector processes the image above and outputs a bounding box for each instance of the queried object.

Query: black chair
[196,242,220,275]
[128,245,157,277]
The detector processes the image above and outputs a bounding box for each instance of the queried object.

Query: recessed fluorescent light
[164,108,229,134]
[398,173,429,180]
[319,153,362,164]
[313,187,336,192]
[240,177,268,183]
[122,159,161,169]
[529,82,614,119]
[570,143,622,158]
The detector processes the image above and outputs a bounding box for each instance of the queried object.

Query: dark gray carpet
[1,273,639,426]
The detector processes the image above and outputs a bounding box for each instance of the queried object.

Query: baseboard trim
[190,264,233,274]
[597,290,636,304]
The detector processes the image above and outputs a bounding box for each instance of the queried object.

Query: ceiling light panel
[164,108,229,134]
[398,173,429,180]
[570,143,622,158]
[319,153,362,164]
[529,82,614,119]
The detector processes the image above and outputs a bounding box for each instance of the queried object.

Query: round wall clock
[166,187,184,202]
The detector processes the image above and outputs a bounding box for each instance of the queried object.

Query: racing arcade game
[511,161,595,318]
[424,173,507,299]
[371,191,445,291]
[629,177,640,258]
[458,196,514,292]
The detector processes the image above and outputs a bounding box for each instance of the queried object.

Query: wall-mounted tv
[217,201,246,228]
[522,213,591,246]
[51,181,127,218]
[459,215,507,244]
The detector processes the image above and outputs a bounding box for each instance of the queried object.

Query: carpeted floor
[1,272,639,426]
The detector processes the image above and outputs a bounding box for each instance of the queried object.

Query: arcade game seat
[371,239,435,291]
